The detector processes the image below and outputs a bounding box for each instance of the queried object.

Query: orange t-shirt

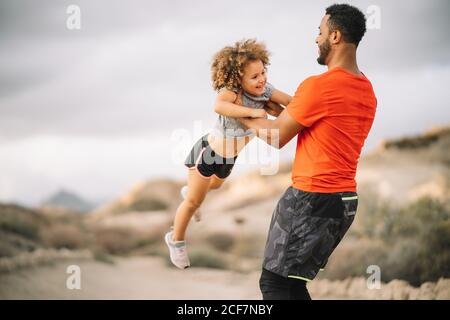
[287,67,377,193]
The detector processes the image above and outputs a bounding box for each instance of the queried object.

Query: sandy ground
[2,255,449,300]
[0,256,262,300]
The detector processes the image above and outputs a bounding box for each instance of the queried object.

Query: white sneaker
[164,230,190,269]
[180,185,202,222]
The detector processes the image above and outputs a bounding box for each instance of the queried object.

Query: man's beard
[317,39,331,65]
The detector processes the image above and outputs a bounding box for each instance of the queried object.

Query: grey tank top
[212,83,274,138]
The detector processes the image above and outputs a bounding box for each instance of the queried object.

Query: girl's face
[241,59,267,96]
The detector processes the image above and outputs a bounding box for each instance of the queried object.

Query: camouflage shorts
[262,186,358,281]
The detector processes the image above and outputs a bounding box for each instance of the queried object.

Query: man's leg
[259,268,311,300]
[289,277,311,300]
[260,268,289,300]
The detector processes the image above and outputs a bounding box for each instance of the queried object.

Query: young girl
[165,39,292,269]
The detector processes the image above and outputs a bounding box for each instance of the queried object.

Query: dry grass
[41,223,89,250]
[187,246,229,270]
[323,196,450,286]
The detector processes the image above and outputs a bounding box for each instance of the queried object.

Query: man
[239,4,377,300]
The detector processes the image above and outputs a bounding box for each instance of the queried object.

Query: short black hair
[325,4,367,46]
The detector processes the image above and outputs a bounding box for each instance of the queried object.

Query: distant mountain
[41,189,94,213]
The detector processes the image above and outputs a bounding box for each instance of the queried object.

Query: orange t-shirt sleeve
[287,77,327,127]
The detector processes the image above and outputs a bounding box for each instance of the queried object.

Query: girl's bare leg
[209,175,225,190]
[172,169,211,241]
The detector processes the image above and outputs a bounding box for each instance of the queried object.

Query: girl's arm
[265,100,284,117]
[214,89,267,118]
[270,88,292,107]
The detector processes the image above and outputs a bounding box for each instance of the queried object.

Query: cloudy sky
[1,0,449,206]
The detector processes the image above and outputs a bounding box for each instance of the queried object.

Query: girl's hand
[251,109,268,118]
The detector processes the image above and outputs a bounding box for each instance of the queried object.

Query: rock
[435,278,450,300]
[347,277,368,299]
[418,282,436,300]
[387,279,411,300]
[408,288,421,300]
[309,278,332,298]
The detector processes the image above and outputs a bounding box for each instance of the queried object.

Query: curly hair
[211,39,270,92]
[326,4,367,47]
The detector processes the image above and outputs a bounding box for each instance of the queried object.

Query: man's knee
[289,278,311,300]
[259,268,311,300]
[259,268,289,300]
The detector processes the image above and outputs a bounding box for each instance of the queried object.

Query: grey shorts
[262,186,358,281]
[184,134,237,179]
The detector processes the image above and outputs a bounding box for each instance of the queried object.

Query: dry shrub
[323,197,450,286]
[42,223,88,250]
[322,238,387,280]
[231,233,266,259]
[94,225,165,255]
[0,214,39,241]
[94,227,140,255]
[187,247,228,269]
[205,232,235,252]
[128,199,168,212]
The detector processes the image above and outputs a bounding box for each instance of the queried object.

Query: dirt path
[0,256,261,299]
[3,255,447,300]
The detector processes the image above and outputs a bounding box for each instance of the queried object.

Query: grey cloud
[1,0,449,205]
[0,0,449,141]
[361,0,450,71]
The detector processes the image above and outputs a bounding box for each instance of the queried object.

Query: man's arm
[239,108,305,149]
